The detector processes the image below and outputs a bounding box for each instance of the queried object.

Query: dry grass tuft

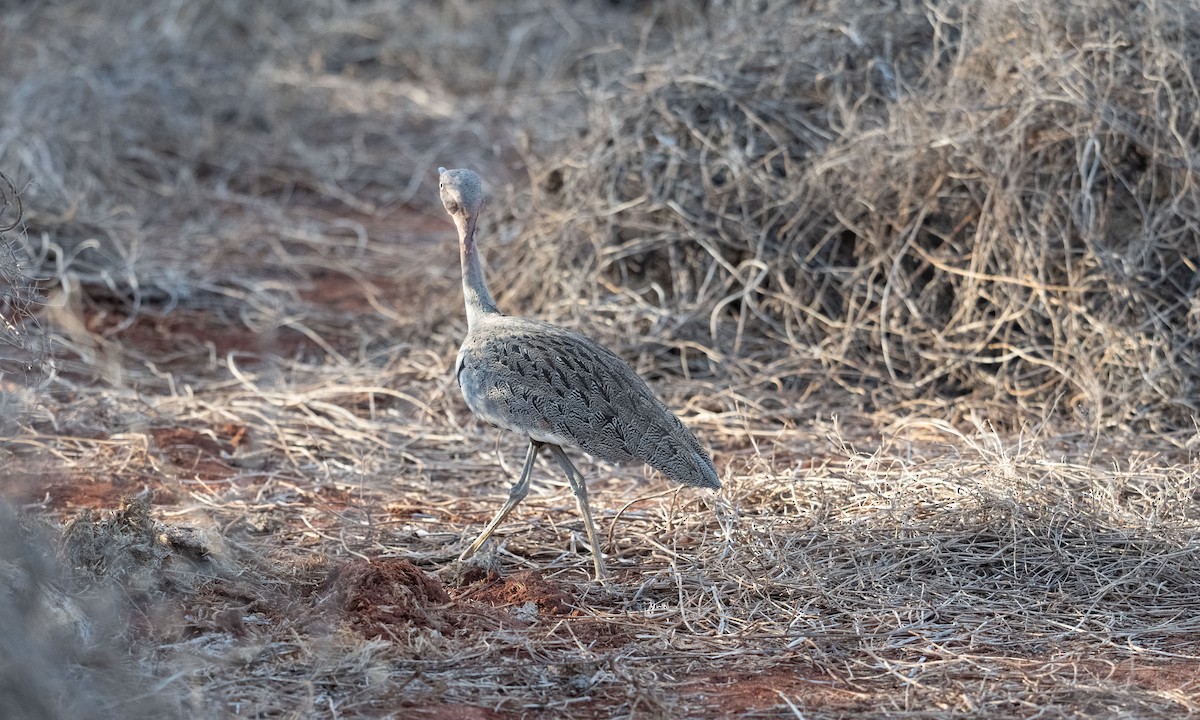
[503,0,1200,429]
[58,491,239,596]
[0,173,48,433]
[0,501,183,719]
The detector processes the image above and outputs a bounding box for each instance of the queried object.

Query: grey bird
[438,166,720,580]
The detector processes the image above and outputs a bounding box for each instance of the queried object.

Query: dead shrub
[501,0,1200,429]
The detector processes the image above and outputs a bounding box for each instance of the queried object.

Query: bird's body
[455,314,720,488]
[437,166,719,580]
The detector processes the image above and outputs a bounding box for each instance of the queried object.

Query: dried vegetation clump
[505,0,1200,429]
[0,502,184,720]
[0,173,46,432]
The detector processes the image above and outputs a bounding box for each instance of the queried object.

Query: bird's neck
[458,216,499,330]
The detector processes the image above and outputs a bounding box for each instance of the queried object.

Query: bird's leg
[546,444,608,581]
[460,440,541,562]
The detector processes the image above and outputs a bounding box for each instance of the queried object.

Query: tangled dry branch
[501,0,1200,430]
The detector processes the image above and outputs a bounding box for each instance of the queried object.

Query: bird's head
[437,167,485,222]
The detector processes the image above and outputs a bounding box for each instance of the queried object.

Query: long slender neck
[457,214,499,330]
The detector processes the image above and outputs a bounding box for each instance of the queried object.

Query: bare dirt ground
[2,1,1200,718]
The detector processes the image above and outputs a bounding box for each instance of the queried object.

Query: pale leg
[460,440,541,561]
[547,444,608,581]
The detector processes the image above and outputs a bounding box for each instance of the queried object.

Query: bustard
[439,166,719,580]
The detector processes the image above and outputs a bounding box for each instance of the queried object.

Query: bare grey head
[437,167,485,222]
[441,166,498,317]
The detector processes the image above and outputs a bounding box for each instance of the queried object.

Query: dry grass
[1,0,1199,718]
[4,420,1200,718]
[0,172,50,443]
[505,0,1200,430]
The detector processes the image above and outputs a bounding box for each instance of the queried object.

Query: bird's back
[456,315,720,489]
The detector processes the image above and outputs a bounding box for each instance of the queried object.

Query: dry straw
[501,0,1200,431]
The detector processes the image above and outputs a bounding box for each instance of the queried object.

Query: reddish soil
[323,558,460,637]
[461,570,575,616]
[686,665,863,714]
[5,423,247,509]
[1108,659,1200,692]
[151,425,244,482]
[1136,661,1200,691]
[9,471,152,510]
[85,305,318,364]
[320,560,640,659]
[48,204,457,379]
[294,206,464,331]
[404,704,510,720]
[296,263,458,332]
[301,269,390,315]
